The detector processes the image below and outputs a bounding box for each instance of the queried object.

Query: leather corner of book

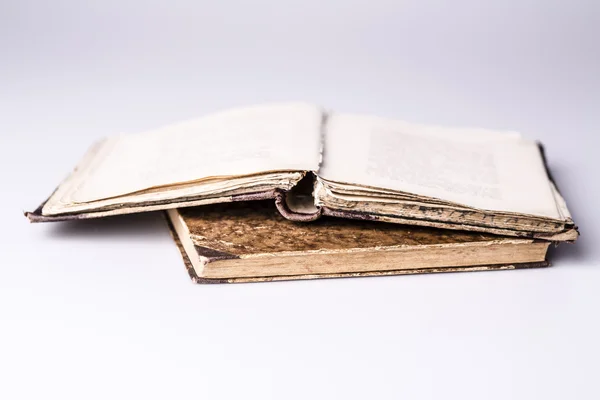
[24,207,86,223]
[193,245,240,263]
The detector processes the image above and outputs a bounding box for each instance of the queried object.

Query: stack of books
[27,103,578,283]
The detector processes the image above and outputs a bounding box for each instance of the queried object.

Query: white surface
[1,1,598,399]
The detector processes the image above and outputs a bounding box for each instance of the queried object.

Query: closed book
[167,201,551,284]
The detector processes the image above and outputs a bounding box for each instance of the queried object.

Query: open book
[26,103,578,241]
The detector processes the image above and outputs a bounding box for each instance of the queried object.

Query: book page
[65,103,323,203]
[319,113,562,219]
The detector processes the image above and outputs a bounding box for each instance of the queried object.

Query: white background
[1,1,599,399]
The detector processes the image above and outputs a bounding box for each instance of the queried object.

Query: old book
[27,103,578,242]
[166,201,551,283]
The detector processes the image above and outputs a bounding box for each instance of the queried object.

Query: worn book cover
[167,201,551,284]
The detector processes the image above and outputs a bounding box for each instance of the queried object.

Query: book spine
[274,190,323,222]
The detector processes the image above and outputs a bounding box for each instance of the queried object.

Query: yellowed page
[319,113,562,219]
[43,103,322,213]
